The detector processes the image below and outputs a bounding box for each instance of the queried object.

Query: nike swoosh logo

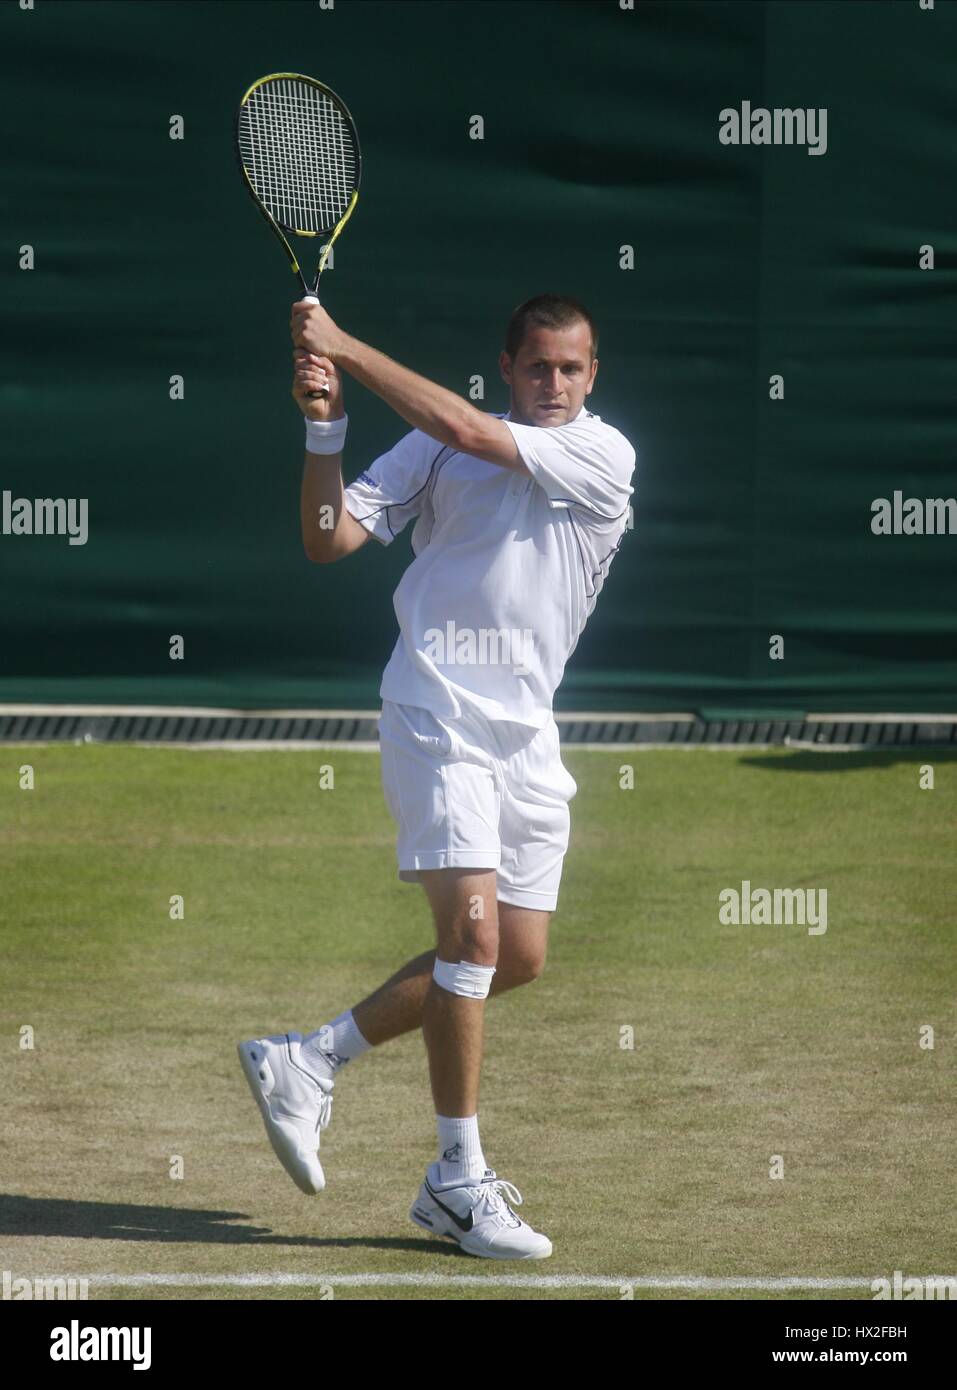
[425,1180,474,1232]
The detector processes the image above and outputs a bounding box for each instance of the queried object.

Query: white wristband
[305,412,348,455]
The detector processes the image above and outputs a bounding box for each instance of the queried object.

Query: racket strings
[239,78,357,232]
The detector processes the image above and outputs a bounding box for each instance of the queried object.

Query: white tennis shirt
[342,405,636,729]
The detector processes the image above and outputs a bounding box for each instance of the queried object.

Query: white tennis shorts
[378,699,578,911]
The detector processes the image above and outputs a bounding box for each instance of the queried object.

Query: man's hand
[290,298,347,361]
[292,349,345,421]
[289,299,501,462]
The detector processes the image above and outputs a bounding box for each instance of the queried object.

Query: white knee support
[433,958,496,999]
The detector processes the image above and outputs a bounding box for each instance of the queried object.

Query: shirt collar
[503,404,587,424]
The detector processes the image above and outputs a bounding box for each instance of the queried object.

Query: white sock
[301,1010,372,1075]
[436,1114,487,1184]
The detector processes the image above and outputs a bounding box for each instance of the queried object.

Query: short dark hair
[504,293,598,363]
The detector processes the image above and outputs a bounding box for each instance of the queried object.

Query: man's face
[499,321,597,428]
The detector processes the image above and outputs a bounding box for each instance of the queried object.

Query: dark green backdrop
[2,0,955,716]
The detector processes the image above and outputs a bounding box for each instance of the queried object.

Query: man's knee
[496,904,549,988]
[496,947,546,988]
[438,919,499,968]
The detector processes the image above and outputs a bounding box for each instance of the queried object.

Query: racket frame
[234,71,362,298]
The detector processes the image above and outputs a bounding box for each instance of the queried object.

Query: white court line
[0,704,386,718]
[0,740,784,753]
[0,705,698,721]
[0,740,377,752]
[5,704,952,723]
[70,1272,892,1291]
[2,741,943,755]
[5,740,934,754]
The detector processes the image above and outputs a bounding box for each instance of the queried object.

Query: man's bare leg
[415,868,498,1117]
[352,899,549,1049]
[402,871,555,1257]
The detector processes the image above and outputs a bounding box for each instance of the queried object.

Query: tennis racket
[235,72,361,398]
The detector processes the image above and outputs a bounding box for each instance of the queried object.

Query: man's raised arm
[293,348,371,564]
[290,299,526,474]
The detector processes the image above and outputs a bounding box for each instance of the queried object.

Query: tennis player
[238,294,635,1260]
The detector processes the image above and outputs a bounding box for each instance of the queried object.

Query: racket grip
[301,293,328,400]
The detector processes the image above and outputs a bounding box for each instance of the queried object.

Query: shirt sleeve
[342,429,447,546]
[502,416,636,522]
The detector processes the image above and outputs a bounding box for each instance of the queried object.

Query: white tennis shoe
[410,1163,553,1259]
[236,1031,334,1195]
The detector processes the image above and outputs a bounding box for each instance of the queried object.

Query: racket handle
[302,293,328,400]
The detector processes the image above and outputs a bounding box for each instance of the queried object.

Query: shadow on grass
[0,1194,459,1257]
[740,749,957,774]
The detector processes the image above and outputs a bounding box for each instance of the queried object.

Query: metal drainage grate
[0,710,955,747]
[555,718,957,747]
[0,712,381,744]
